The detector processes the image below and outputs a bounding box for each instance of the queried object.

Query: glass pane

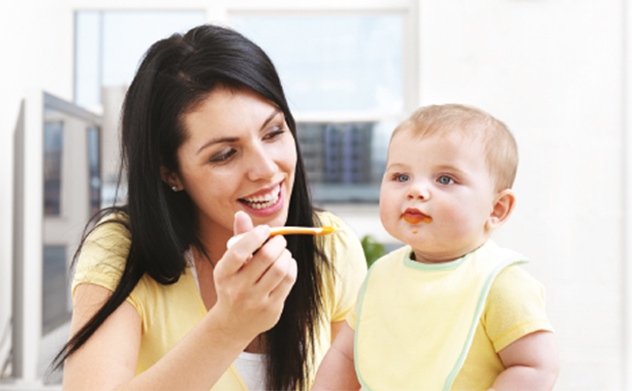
[88,127,101,214]
[101,11,206,87]
[75,11,101,109]
[299,123,374,184]
[232,14,403,114]
[297,120,396,204]
[42,245,70,333]
[43,120,63,216]
[75,10,206,107]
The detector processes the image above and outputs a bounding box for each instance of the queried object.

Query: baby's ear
[486,189,516,230]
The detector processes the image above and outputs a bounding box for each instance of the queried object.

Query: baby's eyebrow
[385,161,410,170]
[434,164,466,173]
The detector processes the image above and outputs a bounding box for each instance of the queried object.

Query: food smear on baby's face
[401,210,432,224]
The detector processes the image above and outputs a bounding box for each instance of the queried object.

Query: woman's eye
[437,175,454,185]
[263,126,286,141]
[209,148,236,163]
[394,174,410,182]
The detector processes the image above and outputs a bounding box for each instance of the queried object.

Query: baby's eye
[437,175,454,185]
[393,173,410,182]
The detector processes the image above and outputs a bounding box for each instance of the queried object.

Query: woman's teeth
[242,186,280,209]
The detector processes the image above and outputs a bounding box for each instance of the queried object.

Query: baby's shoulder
[486,264,547,311]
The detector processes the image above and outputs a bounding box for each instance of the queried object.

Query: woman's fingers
[217,224,270,276]
[212,211,297,337]
[233,211,254,237]
[259,249,297,303]
[245,235,287,280]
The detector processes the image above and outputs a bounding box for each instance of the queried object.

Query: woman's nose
[247,145,277,181]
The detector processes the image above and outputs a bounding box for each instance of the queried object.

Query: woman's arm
[63,284,141,390]
[64,283,253,391]
[489,331,559,391]
[313,322,360,391]
[63,220,298,390]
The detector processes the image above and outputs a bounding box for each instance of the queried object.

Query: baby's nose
[407,184,429,200]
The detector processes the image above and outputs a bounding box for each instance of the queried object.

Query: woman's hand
[212,211,298,343]
[64,212,297,391]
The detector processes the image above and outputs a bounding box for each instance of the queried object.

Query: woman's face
[170,86,297,250]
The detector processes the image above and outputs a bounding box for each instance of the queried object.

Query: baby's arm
[489,331,559,391]
[312,322,361,391]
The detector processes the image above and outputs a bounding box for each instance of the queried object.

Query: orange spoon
[227,226,343,248]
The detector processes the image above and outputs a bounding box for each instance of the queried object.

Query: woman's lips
[238,182,285,216]
[239,184,281,210]
[401,209,432,224]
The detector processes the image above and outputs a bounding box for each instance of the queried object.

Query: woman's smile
[239,182,284,215]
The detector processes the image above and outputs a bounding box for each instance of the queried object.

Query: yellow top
[348,241,553,391]
[73,211,367,390]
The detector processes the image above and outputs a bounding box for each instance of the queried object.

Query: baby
[313,104,559,391]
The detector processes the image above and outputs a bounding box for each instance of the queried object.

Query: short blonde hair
[391,104,518,191]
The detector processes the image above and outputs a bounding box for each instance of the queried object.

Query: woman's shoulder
[313,210,368,321]
[314,210,360,254]
[314,209,367,271]
[77,211,132,273]
[314,210,345,229]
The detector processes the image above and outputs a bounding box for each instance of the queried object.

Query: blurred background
[0,0,630,390]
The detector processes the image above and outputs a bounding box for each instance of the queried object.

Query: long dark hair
[53,24,327,390]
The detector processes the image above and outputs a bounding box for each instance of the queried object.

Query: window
[75,10,206,108]
[74,10,206,206]
[74,6,417,205]
[297,122,386,202]
[42,245,69,333]
[43,120,63,216]
[87,126,101,215]
[231,12,409,204]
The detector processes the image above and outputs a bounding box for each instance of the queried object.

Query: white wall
[415,2,625,390]
[302,2,631,390]
[0,1,75,380]
[0,1,630,390]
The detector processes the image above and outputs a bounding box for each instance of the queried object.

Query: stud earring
[172,185,178,192]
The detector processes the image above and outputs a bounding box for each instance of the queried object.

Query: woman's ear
[160,166,182,191]
[486,189,516,230]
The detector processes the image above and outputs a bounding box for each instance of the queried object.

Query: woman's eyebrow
[196,136,238,155]
[196,108,283,155]
[260,108,283,131]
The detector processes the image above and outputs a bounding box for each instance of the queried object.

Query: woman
[56,24,367,390]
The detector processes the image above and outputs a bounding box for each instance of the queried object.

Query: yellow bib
[354,241,526,391]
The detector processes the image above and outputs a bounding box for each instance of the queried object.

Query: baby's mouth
[401,209,432,224]
[239,184,281,210]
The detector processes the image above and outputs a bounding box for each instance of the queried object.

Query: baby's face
[379,129,498,264]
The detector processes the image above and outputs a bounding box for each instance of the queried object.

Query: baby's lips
[401,211,432,224]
